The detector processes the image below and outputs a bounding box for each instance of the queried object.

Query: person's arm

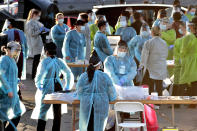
[19,31,28,58]
[76,73,86,99]
[0,58,12,94]
[105,74,117,102]
[103,35,113,55]
[51,25,66,41]
[62,31,71,59]
[128,36,138,56]
[58,59,74,90]
[120,58,137,83]
[104,57,121,85]
[34,60,46,90]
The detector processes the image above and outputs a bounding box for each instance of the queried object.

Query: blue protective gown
[128,35,152,62]
[104,55,137,86]
[51,24,69,58]
[115,27,137,43]
[62,30,86,80]
[152,19,161,27]
[3,28,28,80]
[93,31,113,62]
[77,70,117,131]
[31,57,74,121]
[0,56,26,121]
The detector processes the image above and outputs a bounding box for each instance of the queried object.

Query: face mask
[141,31,149,37]
[160,24,167,30]
[190,12,195,16]
[117,52,127,58]
[120,21,127,27]
[179,28,183,35]
[80,26,85,32]
[58,19,64,24]
[36,16,40,21]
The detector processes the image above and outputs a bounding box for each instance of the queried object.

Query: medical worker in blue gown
[2,19,28,80]
[0,41,26,131]
[62,20,86,80]
[115,12,137,42]
[51,13,69,58]
[77,51,117,131]
[31,43,74,131]
[104,40,137,86]
[94,20,113,62]
[128,24,152,65]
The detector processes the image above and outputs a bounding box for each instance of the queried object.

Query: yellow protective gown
[173,38,183,84]
[161,29,176,60]
[179,33,197,84]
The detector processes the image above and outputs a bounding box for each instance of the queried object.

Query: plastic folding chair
[114,102,147,131]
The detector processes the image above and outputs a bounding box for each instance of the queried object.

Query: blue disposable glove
[120,77,126,86]
[43,27,50,32]
[168,45,174,50]
[39,27,45,32]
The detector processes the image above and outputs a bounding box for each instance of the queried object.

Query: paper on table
[74,60,89,65]
[45,92,78,104]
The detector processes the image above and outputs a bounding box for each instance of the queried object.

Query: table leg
[72,105,76,131]
[171,104,175,127]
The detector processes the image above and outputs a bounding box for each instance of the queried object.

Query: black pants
[4,116,21,131]
[37,79,62,131]
[37,104,62,131]
[188,81,197,96]
[88,105,94,131]
[172,84,189,96]
[32,54,41,79]
[142,70,163,96]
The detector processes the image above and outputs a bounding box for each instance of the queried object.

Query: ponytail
[87,63,96,82]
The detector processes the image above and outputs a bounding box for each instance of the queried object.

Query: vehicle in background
[93,4,187,28]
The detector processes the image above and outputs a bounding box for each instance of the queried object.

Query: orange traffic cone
[67,17,72,29]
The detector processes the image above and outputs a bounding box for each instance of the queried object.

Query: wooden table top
[43,96,197,105]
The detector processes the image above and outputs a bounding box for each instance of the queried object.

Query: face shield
[102,16,111,35]
[10,47,21,62]
[119,16,127,27]
[140,25,151,37]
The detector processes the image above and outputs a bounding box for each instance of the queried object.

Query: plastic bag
[106,110,116,130]
[144,104,159,131]
[115,86,145,100]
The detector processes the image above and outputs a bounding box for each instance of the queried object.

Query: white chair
[114,102,147,131]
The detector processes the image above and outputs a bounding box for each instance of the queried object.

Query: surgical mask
[117,52,127,58]
[190,12,195,16]
[179,28,183,35]
[36,16,40,21]
[120,21,127,27]
[58,19,64,24]
[160,24,167,30]
[141,31,149,37]
[80,26,85,32]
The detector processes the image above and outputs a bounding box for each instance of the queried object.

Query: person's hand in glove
[168,45,174,50]
[39,27,45,32]
[43,27,50,32]
[120,77,126,86]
